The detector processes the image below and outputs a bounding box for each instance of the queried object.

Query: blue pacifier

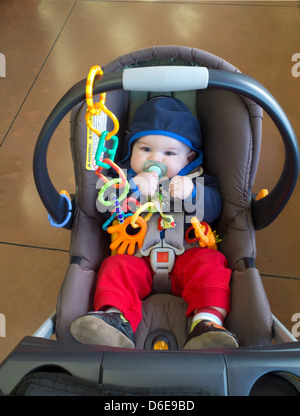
[142,161,168,178]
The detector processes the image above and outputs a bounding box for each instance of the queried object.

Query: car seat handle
[123,66,209,91]
[33,69,299,230]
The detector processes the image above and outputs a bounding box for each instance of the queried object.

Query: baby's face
[130,135,195,179]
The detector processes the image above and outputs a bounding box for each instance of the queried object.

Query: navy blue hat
[120,97,203,174]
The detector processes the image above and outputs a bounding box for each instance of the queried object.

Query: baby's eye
[165,151,176,156]
[141,146,151,152]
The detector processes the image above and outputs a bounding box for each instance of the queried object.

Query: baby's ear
[186,150,196,164]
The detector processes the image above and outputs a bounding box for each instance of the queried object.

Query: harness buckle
[140,240,185,294]
[150,247,176,274]
[150,247,175,294]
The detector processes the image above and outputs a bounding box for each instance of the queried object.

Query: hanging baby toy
[85,65,219,255]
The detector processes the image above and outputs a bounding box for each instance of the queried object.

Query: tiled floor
[0,0,299,363]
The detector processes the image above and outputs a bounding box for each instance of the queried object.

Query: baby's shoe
[183,320,238,350]
[70,311,135,348]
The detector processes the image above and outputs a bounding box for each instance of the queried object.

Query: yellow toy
[85,65,119,140]
[186,217,221,250]
[130,199,175,230]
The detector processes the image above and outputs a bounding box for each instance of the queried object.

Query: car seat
[34,45,298,350]
[2,45,299,397]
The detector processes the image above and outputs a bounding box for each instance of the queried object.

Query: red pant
[93,247,231,332]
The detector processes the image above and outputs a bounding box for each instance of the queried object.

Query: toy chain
[85,66,219,254]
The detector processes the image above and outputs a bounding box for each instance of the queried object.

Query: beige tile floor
[0,0,299,363]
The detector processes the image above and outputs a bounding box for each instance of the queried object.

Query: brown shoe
[184,320,238,350]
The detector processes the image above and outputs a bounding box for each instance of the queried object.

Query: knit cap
[120,97,203,174]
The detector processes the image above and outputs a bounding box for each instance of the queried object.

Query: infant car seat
[48,45,282,349]
[2,45,299,397]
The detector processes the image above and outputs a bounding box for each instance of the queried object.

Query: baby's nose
[150,152,163,162]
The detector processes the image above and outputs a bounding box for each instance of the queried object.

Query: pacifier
[142,160,168,179]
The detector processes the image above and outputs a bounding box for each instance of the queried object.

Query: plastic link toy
[85,65,220,255]
[85,65,119,140]
[94,131,119,170]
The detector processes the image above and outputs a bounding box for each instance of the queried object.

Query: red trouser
[93,247,231,332]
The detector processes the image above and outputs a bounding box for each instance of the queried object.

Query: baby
[70,97,238,349]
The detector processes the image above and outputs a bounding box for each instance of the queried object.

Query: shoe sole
[184,331,238,350]
[70,315,134,348]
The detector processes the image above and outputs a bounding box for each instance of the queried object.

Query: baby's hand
[133,171,159,196]
[169,176,194,200]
